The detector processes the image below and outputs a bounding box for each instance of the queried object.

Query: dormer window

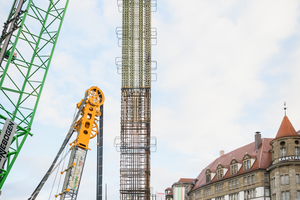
[244,160,250,170]
[230,158,241,175]
[243,154,255,171]
[206,169,211,183]
[216,164,227,180]
[231,164,237,175]
[217,169,223,179]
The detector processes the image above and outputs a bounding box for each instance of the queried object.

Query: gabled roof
[274,116,298,139]
[191,138,272,191]
[178,178,196,183]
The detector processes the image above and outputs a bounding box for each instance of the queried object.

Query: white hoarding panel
[173,187,185,200]
[68,148,86,191]
[0,119,17,169]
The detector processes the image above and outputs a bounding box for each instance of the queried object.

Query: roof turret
[274,116,298,139]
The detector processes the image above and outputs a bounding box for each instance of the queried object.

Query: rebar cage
[119,0,153,199]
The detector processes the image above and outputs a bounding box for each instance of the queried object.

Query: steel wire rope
[56,145,70,199]
[48,155,61,200]
[51,105,79,199]
[47,145,71,199]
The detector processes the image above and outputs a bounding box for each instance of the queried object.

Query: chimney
[255,131,262,151]
[220,150,225,156]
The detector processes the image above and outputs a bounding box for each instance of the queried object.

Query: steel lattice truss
[0,0,69,188]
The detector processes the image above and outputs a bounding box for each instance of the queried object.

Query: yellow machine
[57,86,104,200]
[28,86,104,200]
[71,86,104,150]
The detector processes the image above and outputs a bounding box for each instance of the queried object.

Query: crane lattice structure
[0,0,69,189]
[115,0,157,199]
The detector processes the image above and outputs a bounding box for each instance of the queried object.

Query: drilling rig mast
[115,0,157,199]
[28,86,105,200]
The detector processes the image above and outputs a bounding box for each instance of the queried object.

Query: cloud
[2,0,300,199]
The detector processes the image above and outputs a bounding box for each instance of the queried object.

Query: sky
[1,0,300,199]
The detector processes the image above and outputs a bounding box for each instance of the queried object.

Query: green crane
[0,0,69,190]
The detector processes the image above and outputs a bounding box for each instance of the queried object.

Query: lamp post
[261,179,266,200]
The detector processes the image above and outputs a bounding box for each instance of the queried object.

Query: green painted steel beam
[0,0,69,189]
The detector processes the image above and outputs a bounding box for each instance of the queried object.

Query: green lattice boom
[0,0,69,189]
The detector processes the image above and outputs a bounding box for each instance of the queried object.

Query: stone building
[165,115,300,200]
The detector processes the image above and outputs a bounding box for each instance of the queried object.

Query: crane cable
[49,105,80,199]
[48,146,70,200]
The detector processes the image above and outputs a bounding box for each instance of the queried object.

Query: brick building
[165,115,300,200]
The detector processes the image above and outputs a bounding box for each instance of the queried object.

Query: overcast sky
[1,0,300,199]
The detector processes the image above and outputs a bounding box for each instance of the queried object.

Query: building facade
[165,115,300,200]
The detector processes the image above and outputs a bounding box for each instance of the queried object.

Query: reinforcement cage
[119,0,152,199]
[120,88,151,200]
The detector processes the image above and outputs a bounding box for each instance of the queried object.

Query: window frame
[206,169,211,183]
[281,147,286,157]
[217,169,223,180]
[296,147,299,156]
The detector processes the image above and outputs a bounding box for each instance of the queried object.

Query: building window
[206,174,211,183]
[229,179,239,190]
[244,160,251,170]
[297,191,300,199]
[280,174,290,185]
[244,177,247,186]
[281,148,286,157]
[215,196,225,200]
[264,173,269,181]
[216,183,224,193]
[272,193,276,200]
[231,164,238,175]
[281,191,290,200]
[285,175,289,184]
[247,160,250,169]
[204,187,211,197]
[229,192,239,200]
[265,188,270,196]
[217,169,223,179]
[297,174,300,184]
[252,174,255,183]
[296,147,299,156]
[280,175,289,184]
[244,189,255,200]
[248,176,251,185]
[271,177,276,188]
